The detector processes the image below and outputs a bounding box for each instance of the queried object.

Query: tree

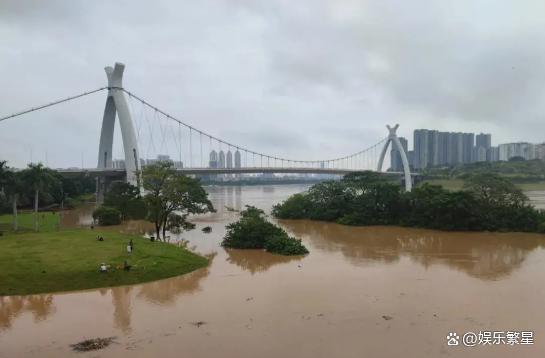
[142,161,214,241]
[21,163,60,231]
[104,182,146,220]
[463,173,527,208]
[1,167,24,231]
[92,206,122,226]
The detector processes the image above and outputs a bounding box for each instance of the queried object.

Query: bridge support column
[97,63,141,187]
[377,124,412,192]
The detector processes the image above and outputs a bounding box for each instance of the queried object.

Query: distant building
[407,150,415,168]
[411,129,490,168]
[462,133,474,163]
[413,129,429,169]
[226,150,233,169]
[498,142,535,161]
[487,146,500,162]
[390,136,408,171]
[535,144,545,160]
[234,150,242,168]
[476,133,492,149]
[209,150,218,168]
[218,150,226,168]
[112,159,125,169]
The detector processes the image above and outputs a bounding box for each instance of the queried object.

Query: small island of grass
[222,206,308,256]
[0,228,208,296]
[272,171,545,233]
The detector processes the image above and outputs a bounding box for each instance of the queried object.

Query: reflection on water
[3,184,545,358]
[281,220,545,280]
[136,257,214,305]
[0,295,56,330]
[225,249,301,274]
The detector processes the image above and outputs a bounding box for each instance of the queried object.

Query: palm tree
[5,172,23,231]
[22,163,59,232]
[0,161,22,231]
[0,161,7,198]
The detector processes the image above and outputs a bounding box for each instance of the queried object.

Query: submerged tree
[142,161,214,241]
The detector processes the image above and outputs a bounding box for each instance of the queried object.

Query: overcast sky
[1,0,545,168]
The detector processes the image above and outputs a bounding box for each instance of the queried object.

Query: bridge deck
[57,167,419,177]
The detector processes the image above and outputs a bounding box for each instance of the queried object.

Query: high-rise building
[209,150,218,168]
[462,133,474,163]
[476,133,492,149]
[234,150,241,168]
[437,132,449,165]
[226,150,233,169]
[390,137,408,171]
[487,146,499,162]
[407,150,415,168]
[218,150,226,168]
[413,129,429,169]
[498,142,535,161]
[411,129,493,167]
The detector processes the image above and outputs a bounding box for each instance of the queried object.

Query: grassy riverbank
[0,229,208,296]
[0,211,61,232]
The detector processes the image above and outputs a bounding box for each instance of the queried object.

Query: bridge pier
[95,175,125,205]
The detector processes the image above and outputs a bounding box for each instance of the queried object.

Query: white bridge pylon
[97,62,140,186]
[377,124,412,192]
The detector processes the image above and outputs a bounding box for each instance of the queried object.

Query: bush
[264,235,309,255]
[222,206,309,256]
[92,206,122,226]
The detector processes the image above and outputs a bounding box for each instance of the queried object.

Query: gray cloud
[1,0,545,168]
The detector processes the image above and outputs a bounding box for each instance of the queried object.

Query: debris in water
[382,315,393,320]
[70,337,116,352]
[191,321,207,327]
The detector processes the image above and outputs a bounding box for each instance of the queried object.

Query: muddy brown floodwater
[1,184,545,358]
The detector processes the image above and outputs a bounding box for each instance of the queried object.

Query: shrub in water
[92,206,122,226]
[222,205,308,256]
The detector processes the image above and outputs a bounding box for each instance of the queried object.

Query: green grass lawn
[0,211,61,233]
[0,229,208,296]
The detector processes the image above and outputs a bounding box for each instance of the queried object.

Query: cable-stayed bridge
[0,62,416,200]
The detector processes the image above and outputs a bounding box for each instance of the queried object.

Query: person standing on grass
[129,239,133,252]
[127,242,132,254]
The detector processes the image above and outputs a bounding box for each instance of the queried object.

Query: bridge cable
[0,87,108,123]
[121,88,387,166]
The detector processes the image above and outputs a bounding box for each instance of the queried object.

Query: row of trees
[272,171,545,232]
[1,161,95,231]
[95,161,214,241]
[0,161,96,231]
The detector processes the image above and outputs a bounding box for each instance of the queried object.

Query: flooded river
[1,185,545,357]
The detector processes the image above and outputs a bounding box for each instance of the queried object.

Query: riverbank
[0,229,208,296]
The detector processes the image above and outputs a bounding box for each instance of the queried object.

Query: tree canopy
[142,161,214,241]
[273,171,545,233]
